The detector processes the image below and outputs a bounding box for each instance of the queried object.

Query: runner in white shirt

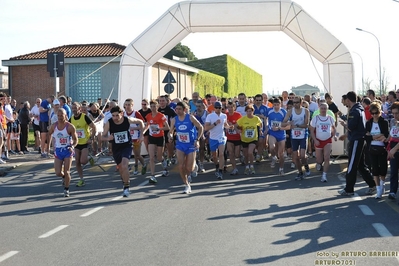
[30,98,42,152]
[309,102,337,182]
[205,101,233,180]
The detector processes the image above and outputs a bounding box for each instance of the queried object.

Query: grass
[28,128,36,147]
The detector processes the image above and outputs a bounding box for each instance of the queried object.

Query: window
[68,64,101,102]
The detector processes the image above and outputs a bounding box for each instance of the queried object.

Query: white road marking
[80,206,104,217]
[138,180,149,186]
[111,196,123,201]
[38,225,69,238]
[352,193,362,201]
[372,223,393,237]
[358,205,374,215]
[0,251,19,263]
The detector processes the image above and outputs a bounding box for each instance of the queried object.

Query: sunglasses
[293,101,300,104]
[371,112,379,115]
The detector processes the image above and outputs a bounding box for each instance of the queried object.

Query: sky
[1,0,399,96]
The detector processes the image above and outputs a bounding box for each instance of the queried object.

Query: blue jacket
[347,102,366,141]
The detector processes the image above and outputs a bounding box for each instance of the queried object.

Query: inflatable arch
[119,0,354,155]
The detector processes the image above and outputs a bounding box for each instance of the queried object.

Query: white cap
[53,99,60,105]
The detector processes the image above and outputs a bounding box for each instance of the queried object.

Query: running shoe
[290,162,295,169]
[183,185,191,194]
[0,159,6,164]
[215,170,223,180]
[187,174,192,183]
[166,159,171,167]
[199,163,205,173]
[161,170,169,177]
[255,155,261,163]
[365,187,376,195]
[316,163,322,171]
[295,172,304,181]
[305,168,311,177]
[171,158,177,165]
[338,189,354,196]
[133,165,139,175]
[162,159,168,168]
[320,173,327,183]
[230,168,239,176]
[191,169,198,178]
[250,165,255,174]
[271,156,277,168]
[122,188,130,197]
[244,167,250,175]
[76,179,85,187]
[141,164,147,175]
[388,192,397,200]
[89,157,95,166]
[64,189,70,197]
[279,168,284,176]
[149,176,158,184]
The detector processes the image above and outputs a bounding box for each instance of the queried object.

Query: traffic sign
[162,70,176,83]
[164,84,175,94]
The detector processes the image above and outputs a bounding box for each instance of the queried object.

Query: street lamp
[352,51,364,94]
[356,28,382,96]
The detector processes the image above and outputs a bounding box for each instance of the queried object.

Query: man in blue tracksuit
[338,91,376,196]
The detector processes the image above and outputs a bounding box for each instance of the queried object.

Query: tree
[164,43,198,61]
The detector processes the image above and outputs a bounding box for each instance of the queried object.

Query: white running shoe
[199,163,205,173]
[279,168,284,176]
[122,188,130,197]
[0,159,6,164]
[183,185,191,194]
[290,162,295,169]
[321,174,327,183]
[316,163,322,171]
[230,168,239,175]
[271,156,277,168]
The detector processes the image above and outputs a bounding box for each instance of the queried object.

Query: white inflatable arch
[119,0,354,155]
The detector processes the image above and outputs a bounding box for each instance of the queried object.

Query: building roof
[9,43,126,60]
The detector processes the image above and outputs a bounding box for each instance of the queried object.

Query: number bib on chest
[177,132,190,143]
[391,126,399,138]
[245,129,255,139]
[149,124,160,135]
[292,128,305,139]
[318,123,331,133]
[76,129,85,139]
[114,131,129,144]
[227,128,237,135]
[59,137,69,146]
[271,120,281,128]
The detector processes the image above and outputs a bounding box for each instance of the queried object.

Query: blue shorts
[113,146,133,165]
[291,138,308,152]
[268,132,285,142]
[176,144,197,155]
[209,137,227,152]
[55,147,74,161]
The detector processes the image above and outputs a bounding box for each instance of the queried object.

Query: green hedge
[190,70,225,97]
[187,54,262,97]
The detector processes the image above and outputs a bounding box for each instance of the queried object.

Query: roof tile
[9,43,126,60]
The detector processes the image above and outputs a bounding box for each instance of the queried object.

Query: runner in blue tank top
[169,102,204,194]
[253,94,268,162]
[266,98,289,176]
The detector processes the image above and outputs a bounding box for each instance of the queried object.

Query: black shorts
[113,146,132,165]
[39,121,49,133]
[227,139,241,146]
[241,141,257,148]
[6,122,12,134]
[33,123,40,133]
[149,136,165,147]
[75,144,88,150]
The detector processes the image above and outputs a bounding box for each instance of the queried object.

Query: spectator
[58,96,71,119]
[18,101,30,154]
[31,98,41,152]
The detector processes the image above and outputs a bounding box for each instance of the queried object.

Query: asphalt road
[1,154,399,266]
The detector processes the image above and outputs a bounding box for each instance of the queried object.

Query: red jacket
[364,105,372,121]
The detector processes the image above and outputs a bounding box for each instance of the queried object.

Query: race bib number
[76,129,85,139]
[114,131,129,144]
[292,128,305,139]
[318,123,330,133]
[177,132,190,143]
[245,129,255,139]
[391,126,399,138]
[59,137,69,146]
[271,120,281,128]
[227,128,237,135]
[149,124,160,135]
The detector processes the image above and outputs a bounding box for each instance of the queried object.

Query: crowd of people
[4,88,399,201]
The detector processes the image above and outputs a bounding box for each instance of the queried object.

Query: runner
[102,106,144,197]
[236,105,263,175]
[194,100,208,172]
[158,95,177,166]
[145,100,170,184]
[266,98,288,176]
[47,108,78,197]
[138,98,151,153]
[168,102,203,193]
[70,102,97,187]
[124,98,147,175]
[204,101,232,180]
[282,96,311,180]
[309,102,337,182]
[226,100,242,175]
[253,94,268,162]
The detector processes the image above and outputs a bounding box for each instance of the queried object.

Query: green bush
[190,70,225,97]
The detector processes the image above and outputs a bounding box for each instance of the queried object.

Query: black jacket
[18,107,30,125]
[347,102,366,141]
[365,116,389,145]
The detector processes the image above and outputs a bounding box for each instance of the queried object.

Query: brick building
[2,43,198,106]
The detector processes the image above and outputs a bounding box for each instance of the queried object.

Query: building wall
[10,65,65,106]
[0,72,8,89]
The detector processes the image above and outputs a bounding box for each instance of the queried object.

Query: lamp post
[352,51,364,95]
[356,28,382,96]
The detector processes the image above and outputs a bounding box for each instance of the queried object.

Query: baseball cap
[319,96,326,102]
[53,99,60,105]
[214,101,222,108]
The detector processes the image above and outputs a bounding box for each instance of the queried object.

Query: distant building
[2,43,198,105]
[291,84,320,96]
[0,71,8,90]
